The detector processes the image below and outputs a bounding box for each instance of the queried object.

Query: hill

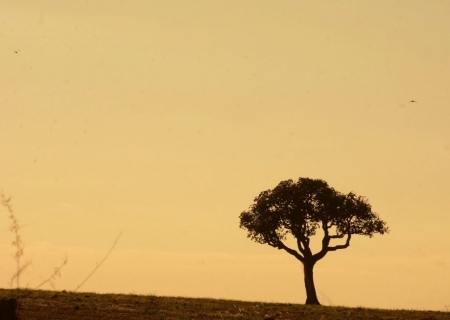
[0,289,448,320]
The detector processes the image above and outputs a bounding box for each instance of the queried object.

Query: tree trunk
[303,261,320,305]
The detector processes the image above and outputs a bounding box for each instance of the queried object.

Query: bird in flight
[409,100,417,103]
[13,50,20,53]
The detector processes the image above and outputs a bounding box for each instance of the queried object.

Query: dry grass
[0,289,448,320]
[1,192,121,292]
[1,192,32,289]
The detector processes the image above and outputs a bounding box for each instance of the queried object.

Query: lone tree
[239,178,388,305]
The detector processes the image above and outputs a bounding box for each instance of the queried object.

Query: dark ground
[0,289,448,320]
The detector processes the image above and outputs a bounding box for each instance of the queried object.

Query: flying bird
[13,50,20,53]
[409,100,417,103]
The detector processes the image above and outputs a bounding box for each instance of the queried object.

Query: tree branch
[326,233,351,251]
[296,238,306,255]
[329,234,345,239]
[277,241,304,262]
[313,232,352,262]
[297,238,313,258]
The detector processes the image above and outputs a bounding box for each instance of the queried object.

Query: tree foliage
[239,178,389,263]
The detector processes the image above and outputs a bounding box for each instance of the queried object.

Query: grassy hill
[0,288,448,320]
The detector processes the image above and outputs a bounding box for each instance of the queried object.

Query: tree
[239,178,389,305]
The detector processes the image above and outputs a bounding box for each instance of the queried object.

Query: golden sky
[1,0,449,311]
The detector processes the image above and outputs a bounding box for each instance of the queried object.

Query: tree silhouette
[239,178,389,305]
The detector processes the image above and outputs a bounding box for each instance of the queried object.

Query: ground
[0,289,448,320]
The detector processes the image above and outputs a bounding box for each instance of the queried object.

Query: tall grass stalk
[1,192,32,289]
[1,191,68,290]
[35,255,68,290]
[2,191,122,292]
[74,231,123,292]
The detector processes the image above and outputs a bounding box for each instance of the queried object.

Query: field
[0,289,448,320]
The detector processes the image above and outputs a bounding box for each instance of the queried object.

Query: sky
[1,0,450,311]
